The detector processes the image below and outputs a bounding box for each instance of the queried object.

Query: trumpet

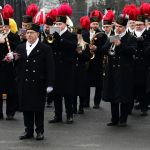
[108,43,116,56]
[89,39,95,59]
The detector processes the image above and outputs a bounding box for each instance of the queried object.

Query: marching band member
[0,18,20,120]
[102,14,137,127]
[72,17,91,114]
[48,3,77,124]
[123,4,138,35]
[133,12,150,116]
[84,9,104,109]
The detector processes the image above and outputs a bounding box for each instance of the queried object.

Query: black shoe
[107,122,118,126]
[66,117,73,124]
[78,109,84,114]
[93,105,100,109]
[119,122,127,127]
[141,111,148,116]
[36,133,44,140]
[6,115,14,120]
[19,132,34,140]
[48,117,62,123]
[0,114,4,120]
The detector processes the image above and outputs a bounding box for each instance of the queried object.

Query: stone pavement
[0,89,150,150]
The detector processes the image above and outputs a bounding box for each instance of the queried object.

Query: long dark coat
[73,44,91,97]
[51,30,77,95]
[15,41,55,111]
[133,30,150,85]
[102,33,137,103]
[87,31,108,87]
[0,32,20,94]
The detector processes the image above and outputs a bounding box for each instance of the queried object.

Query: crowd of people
[0,2,150,141]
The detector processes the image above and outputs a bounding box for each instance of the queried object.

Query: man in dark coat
[48,15,77,124]
[102,14,137,127]
[84,10,104,109]
[0,18,20,120]
[133,15,150,116]
[12,23,54,140]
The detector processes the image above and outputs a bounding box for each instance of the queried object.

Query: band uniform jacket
[87,30,107,87]
[73,44,91,97]
[102,32,137,103]
[133,30,150,85]
[142,30,150,93]
[46,30,77,95]
[0,31,20,94]
[15,41,55,111]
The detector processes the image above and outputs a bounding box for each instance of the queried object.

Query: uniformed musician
[102,14,137,127]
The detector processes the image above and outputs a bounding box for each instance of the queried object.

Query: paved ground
[0,88,150,150]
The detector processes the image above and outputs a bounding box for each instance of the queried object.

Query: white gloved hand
[46,87,53,94]
[7,52,14,60]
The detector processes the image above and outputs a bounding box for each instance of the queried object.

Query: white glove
[46,87,53,94]
[7,52,14,60]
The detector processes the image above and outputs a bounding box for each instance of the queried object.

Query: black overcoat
[15,41,54,111]
[51,30,77,95]
[73,44,91,97]
[102,33,137,103]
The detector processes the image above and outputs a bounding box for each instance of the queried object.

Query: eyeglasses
[135,24,144,26]
[26,31,36,34]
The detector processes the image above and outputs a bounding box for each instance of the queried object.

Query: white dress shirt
[26,38,39,56]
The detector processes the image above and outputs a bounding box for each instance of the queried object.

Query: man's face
[26,30,39,44]
[135,21,145,31]
[55,22,66,31]
[128,20,136,30]
[22,22,31,30]
[115,23,126,34]
[44,24,51,34]
[90,22,99,31]
[103,25,112,34]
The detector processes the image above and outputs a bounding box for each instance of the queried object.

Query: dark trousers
[135,84,148,112]
[46,91,54,104]
[72,96,85,111]
[23,111,44,134]
[0,93,17,116]
[54,94,73,119]
[85,85,102,107]
[110,102,129,123]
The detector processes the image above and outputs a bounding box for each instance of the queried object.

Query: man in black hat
[0,18,20,120]
[133,15,150,116]
[84,10,104,109]
[19,15,33,42]
[48,15,77,124]
[102,14,137,127]
[12,23,54,140]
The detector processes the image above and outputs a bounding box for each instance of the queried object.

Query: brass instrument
[89,28,96,59]
[89,38,95,59]
[108,43,116,56]
[46,34,54,43]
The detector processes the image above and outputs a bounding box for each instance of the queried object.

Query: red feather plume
[57,3,72,16]
[103,10,115,22]
[123,4,139,20]
[46,9,58,22]
[26,3,38,18]
[2,4,14,19]
[139,3,150,17]
[80,16,90,30]
[90,10,103,21]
